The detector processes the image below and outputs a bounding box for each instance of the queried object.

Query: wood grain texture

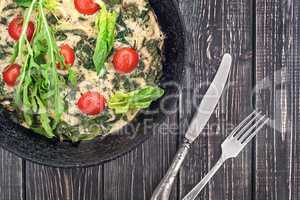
[0,150,23,200]
[177,0,254,199]
[255,0,300,199]
[3,1,300,200]
[103,114,178,200]
[25,162,103,200]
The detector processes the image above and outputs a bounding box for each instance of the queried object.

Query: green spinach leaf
[108,86,164,114]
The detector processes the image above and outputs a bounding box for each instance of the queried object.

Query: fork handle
[183,156,226,200]
[150,139,192,200]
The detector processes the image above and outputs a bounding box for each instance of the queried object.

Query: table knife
[150,54,232,200]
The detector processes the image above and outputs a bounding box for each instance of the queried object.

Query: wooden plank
[0,150,23,200]
[103,114,178,200]
[178,0,254,199]
[25,163,103,200]
[255,0,300,199]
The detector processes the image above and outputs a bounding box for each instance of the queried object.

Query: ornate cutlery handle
[150,139,191,200]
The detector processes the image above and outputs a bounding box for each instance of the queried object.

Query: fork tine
[239,115,268,142]
[234,112,262,139]
[237,115,267,142]
[227,111,257,138]
[241,117,269,145]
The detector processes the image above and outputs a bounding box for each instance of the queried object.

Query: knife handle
[150,139,191,200]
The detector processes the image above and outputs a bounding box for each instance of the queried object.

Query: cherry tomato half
[113,48,139,74]
[77,92,106,115]
[58,44,75,69]
[74,0,100,15]
[2,64,21,87]
[8,16,35,42]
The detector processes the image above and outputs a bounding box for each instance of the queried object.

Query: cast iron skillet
[0,0,186,167]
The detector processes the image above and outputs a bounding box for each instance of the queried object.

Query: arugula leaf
[93,2,117,74]
[67,68,78,87]
[36,96,55,138]
[38,1,65,125]
[108,86,164,114]
[13,0,65,138]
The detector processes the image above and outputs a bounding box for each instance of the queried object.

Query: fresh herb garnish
[67,68,78,87]
[12,0,65,138]
[14,0,59,10]
[93,1,117,74]
[108,86,164,114]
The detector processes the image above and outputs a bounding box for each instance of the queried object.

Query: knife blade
[185,53,232,142]
[150,54,232,200]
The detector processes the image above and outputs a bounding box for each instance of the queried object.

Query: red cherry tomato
[113,48,139,74]
[8,16,35,42]
[77,92,106,115]
[2,64,21,87]
[74,0,100,15]
[58,44,75,69]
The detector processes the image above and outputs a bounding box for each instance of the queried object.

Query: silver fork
[183,111,269,200]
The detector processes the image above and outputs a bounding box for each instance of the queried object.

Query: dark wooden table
[1,0,299,199]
